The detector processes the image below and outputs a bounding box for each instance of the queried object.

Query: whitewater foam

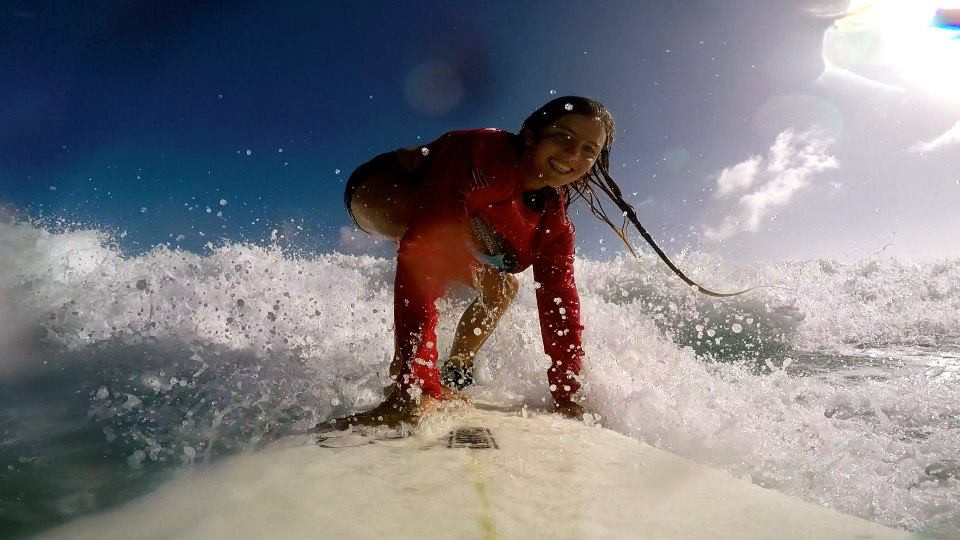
[1,219,958,533]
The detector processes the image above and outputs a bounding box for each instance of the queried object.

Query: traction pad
[446,426,499,449]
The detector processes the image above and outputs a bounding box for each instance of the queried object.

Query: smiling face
[520,113,607,192]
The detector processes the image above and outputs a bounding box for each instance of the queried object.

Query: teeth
[549,158,572,174]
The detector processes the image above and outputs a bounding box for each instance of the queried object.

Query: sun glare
[823,1,960,101]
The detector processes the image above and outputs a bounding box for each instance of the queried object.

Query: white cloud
[715,156,761,197]
[908,121,960,154]
[705,129,838,241]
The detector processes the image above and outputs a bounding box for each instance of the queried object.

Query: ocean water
[0,218,958,539]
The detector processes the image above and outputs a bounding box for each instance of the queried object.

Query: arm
[532,221,585,408]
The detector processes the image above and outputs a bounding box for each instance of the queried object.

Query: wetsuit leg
[391,239,451,399]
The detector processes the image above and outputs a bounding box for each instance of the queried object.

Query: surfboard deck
[38,405,917,540]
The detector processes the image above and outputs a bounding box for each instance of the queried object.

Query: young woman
[335,96,741,429]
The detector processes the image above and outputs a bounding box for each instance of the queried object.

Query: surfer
[333,96,608,428]
[334,96,745,429]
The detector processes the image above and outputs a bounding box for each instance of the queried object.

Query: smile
[548,158,573,174]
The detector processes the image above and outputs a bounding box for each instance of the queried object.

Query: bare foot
[436,384,471,403]
[331,385,469,430]
[554,400,585,420]
[331,391,414,430]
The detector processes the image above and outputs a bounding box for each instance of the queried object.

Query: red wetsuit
[390,128,584,406]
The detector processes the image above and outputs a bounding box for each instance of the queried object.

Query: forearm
[534,255,585,405]
[540,302,585,405]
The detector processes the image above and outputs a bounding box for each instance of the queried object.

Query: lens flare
[821,1,960,102]
[933,8,960,29]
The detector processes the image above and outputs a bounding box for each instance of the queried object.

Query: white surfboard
[38,406,917,540]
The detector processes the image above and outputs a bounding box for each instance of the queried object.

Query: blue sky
[2,1,958,262]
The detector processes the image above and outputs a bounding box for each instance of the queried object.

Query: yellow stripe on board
[467,452,497,540]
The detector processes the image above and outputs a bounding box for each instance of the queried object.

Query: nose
[558,140,582,161]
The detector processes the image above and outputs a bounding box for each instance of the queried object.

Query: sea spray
[1,219,958,535]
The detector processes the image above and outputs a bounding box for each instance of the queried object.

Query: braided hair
[521,96,751,298]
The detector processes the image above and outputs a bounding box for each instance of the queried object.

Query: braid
[564,154,638,259]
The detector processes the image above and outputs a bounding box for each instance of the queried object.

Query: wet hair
[521,96,750,297]
[520,96,621,243]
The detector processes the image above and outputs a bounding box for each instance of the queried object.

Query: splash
[1,219,958,533]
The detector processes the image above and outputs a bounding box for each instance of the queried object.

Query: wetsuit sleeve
[532,220,584,407]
